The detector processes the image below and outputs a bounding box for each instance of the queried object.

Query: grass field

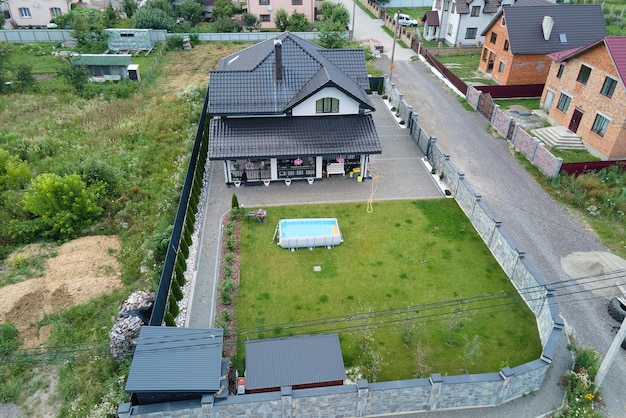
[435,54,497,85]
[235,200,542,381]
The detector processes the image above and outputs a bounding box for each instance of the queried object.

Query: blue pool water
[278,218,342,249]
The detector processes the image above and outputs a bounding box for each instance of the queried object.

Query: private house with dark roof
[246,0,315,30]
[539,37,626,159]
[478,1,607,85]
[243,334,345,394]
[208,32,381,186]
[124,327,227,406]
[424,0,516,46]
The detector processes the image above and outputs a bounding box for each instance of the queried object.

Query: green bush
[168,296,180,317]
[231,193,239,209]
[19,173,104,241]
[220,287,233,305]
[226,236,236,251]
[166,35,185,51]
[0,323,20,356]
[171,278,183,301]
[164,312,176,326]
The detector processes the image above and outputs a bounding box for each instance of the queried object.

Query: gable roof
[548,36,626,87]
[209,114,382,160]
[245,334,345,391]
[425,10,440,26]
[482,4,607,54]
[125,327,224,393]
[209,32,374,116]
[72,54,132,66]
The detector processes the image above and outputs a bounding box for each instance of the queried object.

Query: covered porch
[208,114,381,186]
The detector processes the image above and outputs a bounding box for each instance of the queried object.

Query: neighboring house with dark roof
[125,327,227,405]
[425,0,516,46]
[208,32,381,186]
[246,0,314,30]
[540,36,626,159]
[478,2,607,85]
[244,334,345,393]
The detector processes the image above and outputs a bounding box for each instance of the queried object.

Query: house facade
[5,0,70,27]
[246,0,315,30]
[208,32,381,186]
[541,37,626,160]
[478,2,607,85]
[425,0,515,47]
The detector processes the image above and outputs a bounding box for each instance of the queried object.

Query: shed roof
[72,54,132,66]
[548,36,626,87]
[425,11,439,27]
[482,4,607,54]
[245,334,345,391]
[125,327,223,393]
[209,32,373,116]
[208,114,382,160]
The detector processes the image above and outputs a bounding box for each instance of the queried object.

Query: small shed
[71,54,132,81]
[125,327,226,405]
[244,333,345,394]
[105,29,155,52]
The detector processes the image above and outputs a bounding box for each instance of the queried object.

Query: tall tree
[212,0,235,20]
[180,0,205,25]
[133,7,176,31]
[274,8,289,32]
[287,11,311,32]
[122,0,138,19]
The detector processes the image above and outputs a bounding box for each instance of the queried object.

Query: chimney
[542,16,554,41]
[274,39,284,82]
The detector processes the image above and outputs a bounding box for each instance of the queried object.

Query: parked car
[396,13,418,27]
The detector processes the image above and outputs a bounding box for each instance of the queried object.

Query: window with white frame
[490,32,497,44]
[50,7,62,18]
[471,6,480,17]
[556,93,571,113]
[316,97,339,113]
[19,8,31,18]
[591,113,610,137]
[447,23,453,36]
[556,63,565,78]
[543,89,555,111]
[600,76,617,98]
[444,0,450,11]
[259,0,269,4]
[503,40,509,51]
[498,61,505,73]
[465,28,477,39]
[435,0,441,10]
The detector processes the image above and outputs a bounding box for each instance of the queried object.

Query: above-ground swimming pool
[276,218,343,249]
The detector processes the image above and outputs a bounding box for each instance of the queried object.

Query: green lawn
[235,200,542,382]
[435,54,497,85]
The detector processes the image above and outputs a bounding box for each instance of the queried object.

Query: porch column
[224,161,231,183]
[315,156,323,178]
[360,155,369,179]
[270,158,278,180]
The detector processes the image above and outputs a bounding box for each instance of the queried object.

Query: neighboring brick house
[246,0,314,30]
[540,37,626,160]
[5,0,69,27]
[425,0,516,47]
[208,32,381,186]
[479,1,607,85]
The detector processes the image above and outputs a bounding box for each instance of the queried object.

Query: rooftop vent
[542,16,554,41]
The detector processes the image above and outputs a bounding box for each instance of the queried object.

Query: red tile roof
[547,36,626,86]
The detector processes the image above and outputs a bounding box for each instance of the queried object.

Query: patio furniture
[326,162,345,177]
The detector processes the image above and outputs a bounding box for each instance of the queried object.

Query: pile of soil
[0,235,123,348]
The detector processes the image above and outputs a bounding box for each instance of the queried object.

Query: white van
[396,13,418,27]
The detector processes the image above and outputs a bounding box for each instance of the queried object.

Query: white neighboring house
[427,0,518,47]
[5,0,69,27]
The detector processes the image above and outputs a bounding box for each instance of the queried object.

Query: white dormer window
[316,97,339,113]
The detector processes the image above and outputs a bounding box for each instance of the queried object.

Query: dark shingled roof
[125,327,223,393]
[209,32,373,116]
[548,36,626,87]
[483,4,607,54]
[245,334,345,391]
[425,10,440,27]
[208,114,382,160]
[484,0,505,13]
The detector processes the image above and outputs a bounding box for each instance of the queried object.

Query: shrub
[226,236,237,251]
[166,35,185,51]
[221,278,235,293]
[220,287,233,305]
[20,173,104,241]
[164,312,176,326]
[231,193,239,209]
[221,309,231,322]
[171,278,183,301]
[168,296,180,317]
[224,252,235,264]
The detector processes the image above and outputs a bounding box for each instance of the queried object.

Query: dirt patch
[0,235,123,348]
[561,251,626,299]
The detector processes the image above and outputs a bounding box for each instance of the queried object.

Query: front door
[568,108,583,133]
